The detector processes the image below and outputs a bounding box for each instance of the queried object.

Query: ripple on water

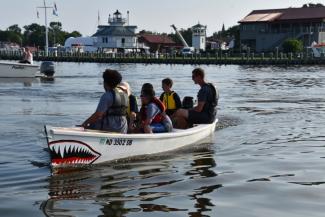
[2,63,325,216]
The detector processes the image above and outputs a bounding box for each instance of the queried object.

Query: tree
[49,22,63,46]
[282,39,303,53]
[302,3,324,8]
[50,22,62,31]
[67,31,82,38]
[211,24,240,50]
[0,30,22,45]
[222,23,225,33]
[23,23,46,47]
[139,29,154,35]
[7,24,22,34]
[169,28,192,46]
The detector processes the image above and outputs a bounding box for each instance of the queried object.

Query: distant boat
[0,62,39,78]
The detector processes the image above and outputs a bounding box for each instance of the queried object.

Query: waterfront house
[239,7,325,52]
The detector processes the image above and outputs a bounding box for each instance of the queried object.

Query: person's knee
[175,109,188,119]
[173,116,188,129]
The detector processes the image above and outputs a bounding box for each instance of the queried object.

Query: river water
[1,62,325,217]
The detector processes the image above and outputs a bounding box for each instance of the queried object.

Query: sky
[1,0,324,36]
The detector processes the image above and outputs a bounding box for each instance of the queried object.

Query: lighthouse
[192,23,207,52]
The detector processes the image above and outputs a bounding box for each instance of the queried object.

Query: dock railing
[0,49,323,65]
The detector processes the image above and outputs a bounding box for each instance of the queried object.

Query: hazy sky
[0,0,324,36]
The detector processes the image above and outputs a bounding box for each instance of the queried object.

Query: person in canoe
[82,69,129,133]
[19,47,33,64]
[159,78,182,116]
[139,85,173,133]
[117,81,139,132]
[173,68,219,129]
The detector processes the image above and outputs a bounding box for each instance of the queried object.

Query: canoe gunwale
[47,119,218,140]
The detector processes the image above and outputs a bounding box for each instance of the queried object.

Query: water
[1,62,325,217]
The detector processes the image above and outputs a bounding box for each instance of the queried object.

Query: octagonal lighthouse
[93,10,138,52]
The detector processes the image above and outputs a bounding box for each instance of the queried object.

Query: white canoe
[0,61,39,78]
[45,119,218,167]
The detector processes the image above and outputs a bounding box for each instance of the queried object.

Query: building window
[121,38,125,44]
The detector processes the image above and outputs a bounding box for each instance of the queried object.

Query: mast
[37,0,53,56]
[171,24,189,47]
[44,0,48,56]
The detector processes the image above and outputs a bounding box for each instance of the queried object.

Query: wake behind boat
[44,119,218,167]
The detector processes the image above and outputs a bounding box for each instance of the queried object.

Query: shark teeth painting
[48,140,101,165]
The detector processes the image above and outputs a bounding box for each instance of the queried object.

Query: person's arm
[142,104,160,133]
[193,101,205,112]
[192,86,207,112]
[129,95,138,113]
[82,92,112,128]
[82,111,105,127]
[173,92,182,109]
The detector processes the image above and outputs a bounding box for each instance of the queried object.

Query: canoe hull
[0,62,39,78]
[45,119,217,167]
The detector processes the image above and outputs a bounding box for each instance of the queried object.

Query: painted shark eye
[49,140,101,165]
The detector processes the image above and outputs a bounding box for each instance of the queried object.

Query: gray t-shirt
[147,103,173,132]
[94,91,128,133]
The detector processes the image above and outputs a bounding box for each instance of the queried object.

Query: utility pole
[37,0,53,56]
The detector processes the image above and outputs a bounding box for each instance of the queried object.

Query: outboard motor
[182,96,194,109]
[40,61,55,77]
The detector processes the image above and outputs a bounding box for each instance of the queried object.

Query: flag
[37,10,39,18]
[53,9,58,16]
[53,2,58,16]
[98,10,100,25]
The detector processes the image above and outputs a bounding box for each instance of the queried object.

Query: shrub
[282,39,303,53]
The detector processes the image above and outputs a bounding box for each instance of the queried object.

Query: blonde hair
[118,81,131,96]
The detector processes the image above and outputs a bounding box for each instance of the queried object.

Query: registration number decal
[100,138,133,146]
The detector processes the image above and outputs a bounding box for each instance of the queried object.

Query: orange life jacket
[140,97,166,124]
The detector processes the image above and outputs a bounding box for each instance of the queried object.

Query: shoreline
[1,52,325,65]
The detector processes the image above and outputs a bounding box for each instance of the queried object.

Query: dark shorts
[188,110,213,124]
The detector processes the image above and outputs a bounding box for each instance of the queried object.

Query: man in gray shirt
[82,69,128,133]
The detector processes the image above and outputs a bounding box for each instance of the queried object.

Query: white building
[192,23,207,51]
[93,10,138,52]
[64,37,97,53]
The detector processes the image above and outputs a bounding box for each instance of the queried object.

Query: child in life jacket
[159,78,182,116]
[140,86,173,133]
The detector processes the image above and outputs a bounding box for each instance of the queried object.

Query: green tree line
[0,22,81,48]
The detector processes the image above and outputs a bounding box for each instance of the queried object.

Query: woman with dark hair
[82,69,129,133]
[139,85,173,133]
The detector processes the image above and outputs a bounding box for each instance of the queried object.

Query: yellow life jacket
[162,91,176,110]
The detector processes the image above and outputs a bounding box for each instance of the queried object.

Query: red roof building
[138,34,180,52]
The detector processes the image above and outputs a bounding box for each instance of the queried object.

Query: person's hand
[81,123,88,128]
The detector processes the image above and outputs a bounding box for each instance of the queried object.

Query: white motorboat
[44,119,218,167]
[0,61,39,78]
